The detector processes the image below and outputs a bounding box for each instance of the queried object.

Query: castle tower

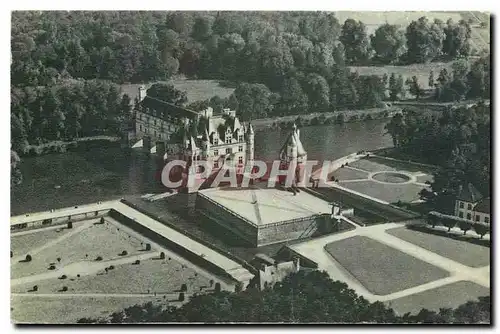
[246,123,255,164]
[279,124,308,187]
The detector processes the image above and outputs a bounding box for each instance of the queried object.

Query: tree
[405,76,423,100]
[25,254,32,262]
[405,17,446,63]
[426,213,441,228]
[146,84,187,106]
[340,19,371,64]
[388,73,404,101]
[428,70,435,88]
[442,217,457,232]
[443,19,472,59]
[303,73,330,113]
[160,252,165,260]
[473,222,489,239]
[371,24,407,64]
[457,219,472,235]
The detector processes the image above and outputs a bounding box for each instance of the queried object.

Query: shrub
[32,285,38,292]
[59,275,67,279]
[134,260,141,265]
[100,217,105,224]
[57,257,61,263]
[178,292,185,302]
[181,283,187,292]
[145,243,151,251]
[67,221,73,229]
[48,265,56,270]
[215,282,221,292]
[61,286,68,292]
[209,279,214,287]
[473,223,490,239]
[95,256,103,261]
[108,265,115,270]
[160,252,165,259]
[25,254,32,262]
[120,250,128,256]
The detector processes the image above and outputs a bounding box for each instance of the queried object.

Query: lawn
[416,174,434,184]
[339,180,428,203]
[11,228,72,258]
[120,78,235,104]
[387,280,490,316]
[350,62,453,91]
[12,257,212,295]
[11,295,166,324]
[386,227,490,267]
[349,158,398,173]
[325,236,449,295]
[330,167,369,181]
[11,222,146,279]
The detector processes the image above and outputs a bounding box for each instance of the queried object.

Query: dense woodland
[11,11,489,153]
[78,270,490,324]
[386,101,491,209]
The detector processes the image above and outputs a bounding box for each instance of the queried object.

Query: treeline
[12,12,479,87]
[386,101,490,208]
[78,270,490,324]
[11,80,131,154]
[429,55,491,102]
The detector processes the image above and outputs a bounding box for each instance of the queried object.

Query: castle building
[132,85,254,190]
[454,183,490,224]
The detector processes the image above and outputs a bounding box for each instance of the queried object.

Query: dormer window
[459,202,464,209]
[213,138,219,146]
[225,135,232,144]
[238,134,243,142]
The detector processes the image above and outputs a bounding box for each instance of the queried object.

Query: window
[214,138,219,146]
[466,213,472,220]
[214,150,219,156]
[238,146,243,152]
[467,203,473,210]
[238,156,243,164]
[485,216,490,224]
[475,215,480,222]
[459,211,464,218]
[154,131,157,138]
[239,135,243,142]
[225,135,232,144]
[139,125,143,132]
[154,120,157,126]
[459,202,464,209]
[226,148,231,154]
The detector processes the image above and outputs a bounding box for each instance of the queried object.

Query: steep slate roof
[140,96,199,119]
[456,183,483,203]
[474,198,491,214]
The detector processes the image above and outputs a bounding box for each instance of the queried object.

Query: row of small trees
[427,211,490,238]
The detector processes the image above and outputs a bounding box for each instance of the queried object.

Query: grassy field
[12,256,211,295]
[331,167,369,181]
[11,228,72,258]
[325,236,449,295]
[11,222,145,279]
[339,180,427,203]
[386,226,490,267]
[387,280,490,316]
[11,295,166,324]
[120,78,235,104]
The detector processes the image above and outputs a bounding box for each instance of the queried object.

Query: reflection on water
[11,120,392,215]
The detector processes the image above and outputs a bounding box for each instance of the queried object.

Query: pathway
[289,221,490,304]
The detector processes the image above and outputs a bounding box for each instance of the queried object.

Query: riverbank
[251,106,401,129]
[20,136,122,157]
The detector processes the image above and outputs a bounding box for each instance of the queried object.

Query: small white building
[454,183,490,224]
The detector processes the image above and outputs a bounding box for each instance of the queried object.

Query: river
[11,120,393,215]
